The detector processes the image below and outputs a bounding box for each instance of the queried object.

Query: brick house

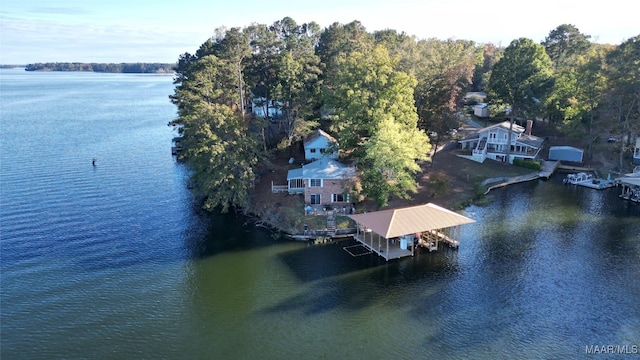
[286,157,355,206]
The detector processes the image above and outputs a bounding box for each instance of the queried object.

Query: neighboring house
[634,137,640,165]
[458,120,544,164]
[251,97,282,119]
[286,157,354,206]
[473,103,489,118]
[304,129,338,160]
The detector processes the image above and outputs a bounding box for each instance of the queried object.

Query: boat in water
[564,172,617,190]
[563,172,594,185]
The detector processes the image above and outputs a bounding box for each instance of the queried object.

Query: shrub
[429,172,450,195]
[513,158,541,170]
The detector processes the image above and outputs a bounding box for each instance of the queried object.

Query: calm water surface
[1,69,639,359]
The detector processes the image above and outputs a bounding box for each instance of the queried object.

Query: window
[289,179,304,189]
[310,194,321,205]
[332,193,350,203]
[310,148,317,153]
[310,179,321,187]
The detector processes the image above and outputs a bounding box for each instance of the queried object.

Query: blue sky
[1,0,638,64]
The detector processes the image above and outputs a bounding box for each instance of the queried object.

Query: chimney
[525,120,533,136]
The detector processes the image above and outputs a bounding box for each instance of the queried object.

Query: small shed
[549,146,584,163]
[473,103,489,118]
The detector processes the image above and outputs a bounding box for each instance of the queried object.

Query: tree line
[169,17,639,212]
[24,62,175,73]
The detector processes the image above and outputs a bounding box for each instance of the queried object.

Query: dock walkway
[483,160,559,195]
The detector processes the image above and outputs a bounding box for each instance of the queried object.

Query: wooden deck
[538,160,559,179]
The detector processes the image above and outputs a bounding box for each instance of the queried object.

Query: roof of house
[550,146,583,152]
[516,133,544,148]
[618,176,640,187]
[460,121,544,148]
[304,129,337,147]
[287,157,354,180]
[481,121,526,133]
[348,203,475,239]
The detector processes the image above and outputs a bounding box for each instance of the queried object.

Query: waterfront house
[304,129,338,160]
[458,120,544,164]
[285,157,354,206]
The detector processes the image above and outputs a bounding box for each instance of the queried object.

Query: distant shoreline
[3,62,176,73]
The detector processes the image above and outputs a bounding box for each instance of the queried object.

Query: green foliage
[180,103,260,212]
[488,38,554,115]
[542,24,592,70]
[488,38,553,160]
[171,47,262,212]
[414,38,481,135]
[170,17,639,214]
[512,159,541,170]
[325,45,431,208]
[429,173,450,196]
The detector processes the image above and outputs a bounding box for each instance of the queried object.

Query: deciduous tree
[488,38,553,162]
[325,45,431,207]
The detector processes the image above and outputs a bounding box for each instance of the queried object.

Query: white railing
[271,181,289,193]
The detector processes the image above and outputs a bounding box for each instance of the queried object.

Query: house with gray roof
[286,157,355,206]
[304,129,338,160]
[458,120,544,164]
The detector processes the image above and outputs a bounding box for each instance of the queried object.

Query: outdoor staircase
[326,212,336,235]
[476,139,487,152]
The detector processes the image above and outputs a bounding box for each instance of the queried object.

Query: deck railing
[271,181,289,193]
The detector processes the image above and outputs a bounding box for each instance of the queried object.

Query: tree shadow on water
[262,240,461,316]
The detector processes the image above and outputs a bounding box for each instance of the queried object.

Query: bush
[513,158,541,170]
[429,172,450,195]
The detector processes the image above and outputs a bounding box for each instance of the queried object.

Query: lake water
[1,69,639,359]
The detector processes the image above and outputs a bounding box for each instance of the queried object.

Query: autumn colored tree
[413,39,480,157]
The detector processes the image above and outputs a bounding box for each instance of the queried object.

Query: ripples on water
[1,70,639,359]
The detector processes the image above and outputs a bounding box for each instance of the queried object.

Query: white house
[251,97,282,119]
[634,137,640,165]
[304,129,338,160]
[458,120,544,164]
[286,157,354,205]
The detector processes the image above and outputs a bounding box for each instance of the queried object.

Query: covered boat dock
[347,203,475,261]
[618,176,640,203]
